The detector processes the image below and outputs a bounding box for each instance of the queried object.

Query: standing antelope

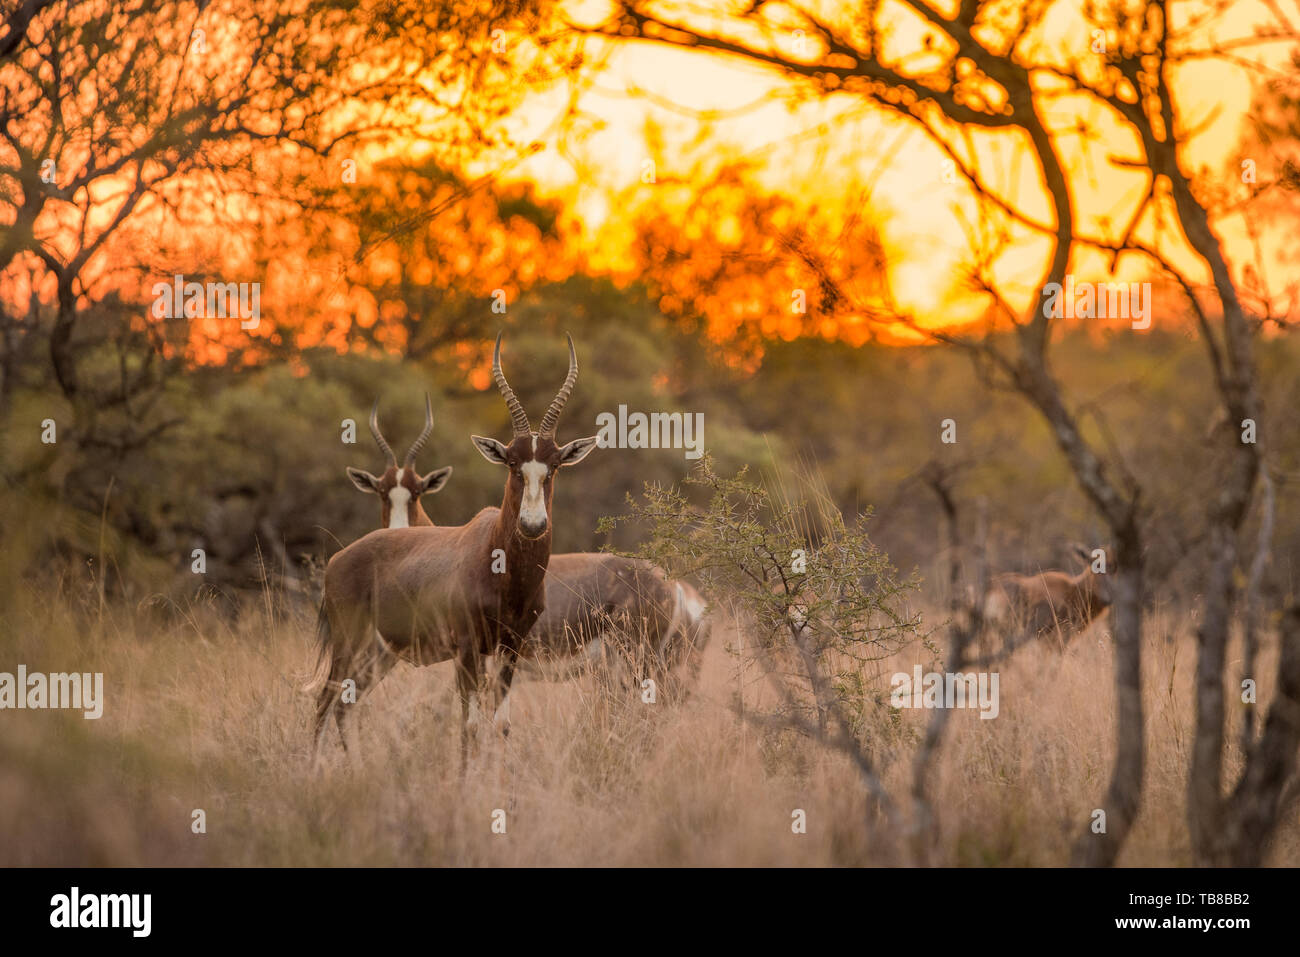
[980,545,1113,653]
[346,397,712,696]
[313,333,598,764]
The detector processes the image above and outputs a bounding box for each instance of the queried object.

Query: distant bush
[602,457,921,733]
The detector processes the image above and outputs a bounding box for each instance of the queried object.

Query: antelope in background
[517,559,708,697]
[345,395,453,529]
[346,396,712,698]
[313,333,598,765]
[980,545,1114,655]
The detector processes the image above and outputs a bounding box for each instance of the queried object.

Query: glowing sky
[496,0,1297,330]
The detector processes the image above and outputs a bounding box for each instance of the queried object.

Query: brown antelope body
[345,400,712,695]
[517,557,710,696]
[981,546,1113,652]
[313,333,598,763]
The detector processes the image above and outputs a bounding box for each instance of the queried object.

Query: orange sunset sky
[6,0,1296,361]
[477,0,1298,335]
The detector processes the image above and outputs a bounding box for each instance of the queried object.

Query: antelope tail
[301,603,333,696]
[660,583,691,667]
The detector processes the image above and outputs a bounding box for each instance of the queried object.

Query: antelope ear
[417,465,453,495]
[471,435,510,465]
[346,467,382,494]
[557,435,599,468]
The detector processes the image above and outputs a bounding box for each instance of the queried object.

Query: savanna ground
[3,569,1293,867]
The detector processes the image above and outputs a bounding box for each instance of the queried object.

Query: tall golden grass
[1,567,1294,867]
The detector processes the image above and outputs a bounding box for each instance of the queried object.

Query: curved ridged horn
[538,333,578,438]
[491,332,532,437]
[404,393,435,468]
[369,400,397,468]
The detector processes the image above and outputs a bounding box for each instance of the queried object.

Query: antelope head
[472,332,599,540]
[346,394,453,529]
[1071,543,1115,610]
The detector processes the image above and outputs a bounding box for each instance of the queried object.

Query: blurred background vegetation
[5,270,1300,618]
[1,0,1297,620]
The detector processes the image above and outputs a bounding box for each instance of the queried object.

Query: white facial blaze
[387,469,411,528]
[520,460,548,529]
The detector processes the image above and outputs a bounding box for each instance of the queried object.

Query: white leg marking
[492,690,511,731]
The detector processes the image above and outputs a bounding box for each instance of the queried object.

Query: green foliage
[0,280,782,597]
[602,458,921,716]
[8,267,1300,616]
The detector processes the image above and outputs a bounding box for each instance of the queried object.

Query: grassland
[2,576,1293,867]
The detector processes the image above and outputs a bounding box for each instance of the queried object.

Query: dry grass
[0,579,1295,867]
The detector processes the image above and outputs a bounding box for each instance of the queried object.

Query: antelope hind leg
[455,639,484,774]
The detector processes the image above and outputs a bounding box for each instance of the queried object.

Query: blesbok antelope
[313,332,599,764]
[515,558,711,698]
[345,395,452,529]
[980,545,1114,654]
[345,398,712,697]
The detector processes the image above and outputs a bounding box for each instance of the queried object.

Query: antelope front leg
[492,639,520,739]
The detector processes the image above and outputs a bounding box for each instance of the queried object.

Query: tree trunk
[1224,604,1300,865]
[1072,524,1144,866]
